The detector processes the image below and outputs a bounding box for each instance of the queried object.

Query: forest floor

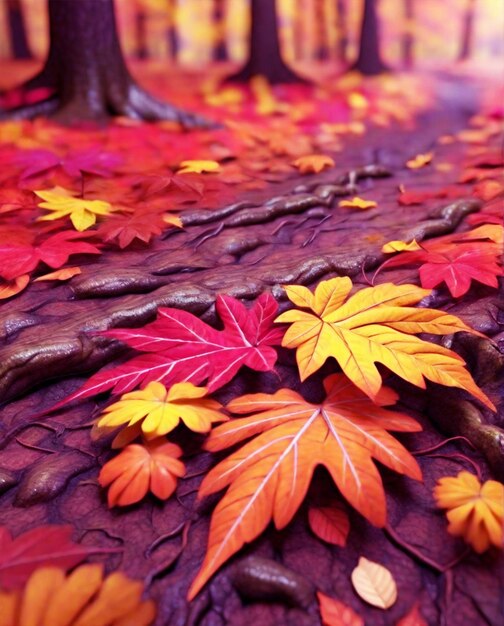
[0,63,503,626]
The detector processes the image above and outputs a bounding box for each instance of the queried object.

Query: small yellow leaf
[162,214,183,229]
[34,267,82,282]
[177,160,221,174]
[339,197,377,210]
[35,186,111,232]
[351,557,397,609]
[348,92,369,109]
[381,239,421,253]
[292,154,335,175]
[406,153,433,169]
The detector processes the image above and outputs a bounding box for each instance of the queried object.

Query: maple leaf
[53,293,284,410]
[177,160,221,174]
[0,274,29,300]
[96,211,181,248]
[275,277,494,410]
[0,525,105,590]
[99,439,185,506]
[382,239,421,253]
[308,501,350,547]
[0,230,100,281]
[135,172,204,199]
[377,227,502,298]
[433,471,504,553]
[292,154,335,174]
[338,196,377,210]
[351,557,397,609]
[0,564,156,626]
[406,152,433,169]
[35,186,112,231]
[188,374,421,598]
[15,148,122,179]
[95,381,225,444]
[317,592,364,626]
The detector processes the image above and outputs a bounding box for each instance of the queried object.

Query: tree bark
[352,0,388,75]
[166,0,179,61]
[7,0,32,59]
[0,0,208,126]
[212,0,228,62]
[227,0,307,84]
[315,0,330,61]
[336,0,348,64]
[458,0,476,61]
[402,0,414,68]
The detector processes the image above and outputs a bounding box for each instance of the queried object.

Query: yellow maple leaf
[0,564,156,626]
[275,277,494,410]
[434,471,504,553]
[406,152,433,169]
[292,154,335,174]
[35,186,111,231]
[177,160,221,174]
[382,239,421,253]
[95,381,226,446]
[339,196,377,210]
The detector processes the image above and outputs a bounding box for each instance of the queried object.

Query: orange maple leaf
[406,152,433,169]
[0,564,156,626]
[433,471,504,553]
[338,196,377,210]
[275,277,494,410]
[292,154,335,174]
[99,439,185,507]
[188,374,421,598]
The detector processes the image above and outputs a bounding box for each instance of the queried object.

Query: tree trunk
[135,9,148,59]
[336,0,348,64]
[402,0,414,68]
[458,0,476,61]
[166,0,179,61]
[212,0,228,62]
[7,0,32,59]
[0,0,208,126]
[315,0,330,61]
[227,0,307,84]
[352,0,388,75]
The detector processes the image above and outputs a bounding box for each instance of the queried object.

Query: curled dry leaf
[99,439,185,507]
[94,381,226,447]
[351,557,397,609]
[0,564,156,626]
[292,154,335,174]
[433,471,504,553]
[276,277,494,410]
[317,592,364,626]
[338,197,377,210]
[308,502,350,547]
[35,186,111,231]
[188,373,421,599]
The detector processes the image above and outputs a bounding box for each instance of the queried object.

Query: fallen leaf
[433,471,504,553]
[52,293,284,409]
[317,592,364,626]
[0,274,29,299]
[0,525,101,590]
[275,277,493,410]
[35,186,111,231]
[34,267,81,282]
[99,439,185,507]
[95,381,226,443]
[177,160,221,174]
[338,196,377,210]
[97,211,170,248]
[292,154,335,174]
[406,152,433,169]
[188,373,421,598]
[396,602,428,626]
[308,502,350,547]
[351,557,397,609]
[0,564,156,626]
[382,239,421,253]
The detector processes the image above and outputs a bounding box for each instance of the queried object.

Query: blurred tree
[227,0,307,83]
[352,0,388,75]
[402,0,414,68]
[7,0,32,59]
[0,0,206,125]
[336,0,348,63]
[212,0,228,61]
[458,0,476,61]
[315,0,330,60]
[166,0,179,61]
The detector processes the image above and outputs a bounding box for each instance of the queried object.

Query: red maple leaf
[0,230,101,280]
[51,293,284,409]
[15,148,122,180]
[96,210,178,248]
[0,525,110,590]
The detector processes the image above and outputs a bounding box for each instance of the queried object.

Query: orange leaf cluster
[433,471,504,553]
[0,564,155,626]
